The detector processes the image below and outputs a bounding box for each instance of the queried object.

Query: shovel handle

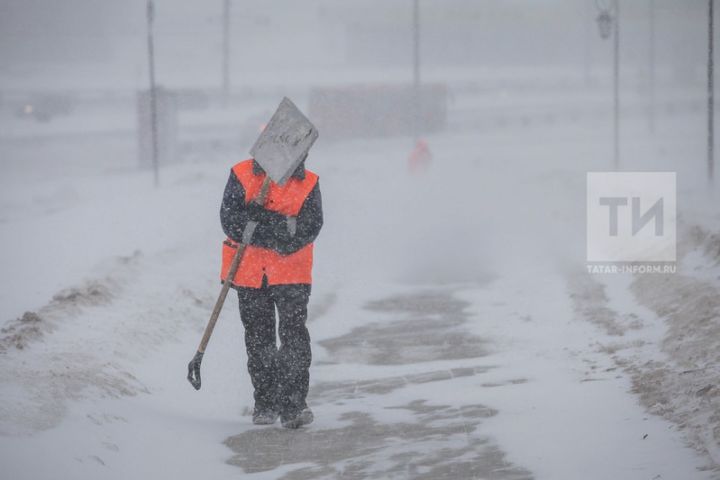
[196,176,272,354]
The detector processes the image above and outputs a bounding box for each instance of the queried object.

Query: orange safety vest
[221,159,318,288]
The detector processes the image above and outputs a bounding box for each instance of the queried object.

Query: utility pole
[222,0,231,104]
[584,0,592,86]
[595,0,619,168]
[412,0,420,142]
[648,0,656,133]
[709,0,715,183]
[613,0,620,170]
[146,0,159,187]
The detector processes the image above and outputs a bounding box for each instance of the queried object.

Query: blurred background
[0,0,717,319]
[0,0,713,150]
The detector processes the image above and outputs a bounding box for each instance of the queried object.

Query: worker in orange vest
[220,156,323,428]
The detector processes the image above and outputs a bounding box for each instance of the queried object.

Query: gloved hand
[247,203,287,228]
[246,202,268,223]
[187,351,204,390]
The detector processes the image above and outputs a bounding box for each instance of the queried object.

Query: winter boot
[252,407,279,425]
[281,407,314,429]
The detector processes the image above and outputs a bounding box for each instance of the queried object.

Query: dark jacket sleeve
[219,171,323,255]
[220,171,248,242]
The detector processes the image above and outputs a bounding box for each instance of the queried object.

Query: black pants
[237,281,311,415]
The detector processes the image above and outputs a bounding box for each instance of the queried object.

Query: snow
[1,63,719,479]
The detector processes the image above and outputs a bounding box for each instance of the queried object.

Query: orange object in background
[408,138,432,173]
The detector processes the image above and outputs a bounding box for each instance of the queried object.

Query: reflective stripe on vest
[220,158,318,288]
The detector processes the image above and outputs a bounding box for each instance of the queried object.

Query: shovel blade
[250,97,318,185]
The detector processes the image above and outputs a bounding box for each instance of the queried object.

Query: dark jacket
[220,161,323,255]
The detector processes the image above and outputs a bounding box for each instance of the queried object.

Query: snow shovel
[188,97,318,390]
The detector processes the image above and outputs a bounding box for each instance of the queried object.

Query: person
[219,156,323,429]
